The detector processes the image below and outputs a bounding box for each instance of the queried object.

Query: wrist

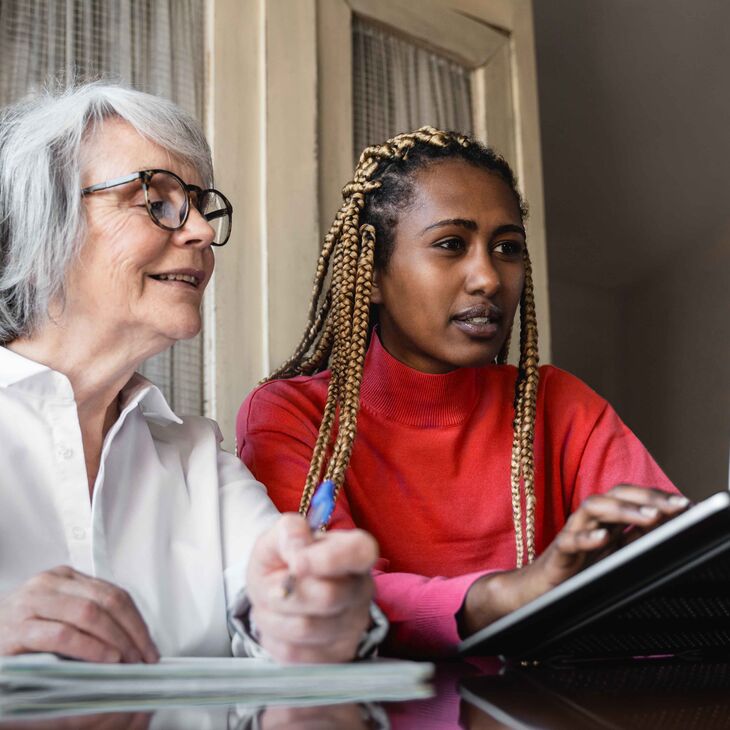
[457,568,532,638]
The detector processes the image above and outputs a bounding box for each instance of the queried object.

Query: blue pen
[281,479,336,597]
[306,479,336,531]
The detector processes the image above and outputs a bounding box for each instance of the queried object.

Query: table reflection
[460,659,730,730]
[0,712,152,730]
[9,657,730,730]
[0,701,396,730]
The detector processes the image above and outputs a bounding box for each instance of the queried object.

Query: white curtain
[0,0,206,415]
[352,15,473,161]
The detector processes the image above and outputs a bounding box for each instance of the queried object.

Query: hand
[0,566,159,663]
[247,514,378,663]
[460,486,689,635]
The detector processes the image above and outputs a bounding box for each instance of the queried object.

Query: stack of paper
[0,654,434,718]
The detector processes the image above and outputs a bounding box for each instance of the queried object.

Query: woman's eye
[493,240,524,257]
[148,199,170,217]
[435,237,465,252]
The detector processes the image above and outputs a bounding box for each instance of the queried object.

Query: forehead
[406,159,523,222]
[80,117,200,187]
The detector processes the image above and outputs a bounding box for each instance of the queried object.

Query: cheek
[96,222,165,282]
[203,247,216,283]
[71,223,168,309]
[503,268,525,315]
[381,260,441,313]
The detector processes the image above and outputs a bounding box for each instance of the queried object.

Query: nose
[464,247,500,297]
[173,203,216,249]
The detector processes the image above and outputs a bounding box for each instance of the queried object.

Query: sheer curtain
[352,15,474,161]
[0,0,206,415]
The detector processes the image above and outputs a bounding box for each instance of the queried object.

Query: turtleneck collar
[359,333,480,427]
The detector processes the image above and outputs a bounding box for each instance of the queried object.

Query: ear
[370,267,383,304]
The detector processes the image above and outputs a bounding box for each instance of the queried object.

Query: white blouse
[0,346,280,657]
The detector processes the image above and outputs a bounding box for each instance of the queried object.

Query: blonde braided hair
[266,127,540,567]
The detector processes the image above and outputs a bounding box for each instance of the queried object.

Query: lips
[148,269,205,288]
[451,304,502,338]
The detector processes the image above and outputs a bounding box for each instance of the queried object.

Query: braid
[265,126,540,565]
[509,250,540,564]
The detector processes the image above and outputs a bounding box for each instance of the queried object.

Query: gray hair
[0,82,213,343]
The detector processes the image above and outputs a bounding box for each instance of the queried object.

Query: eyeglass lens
[145,171,231,245]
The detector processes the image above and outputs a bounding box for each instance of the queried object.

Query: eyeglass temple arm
[81,171,144,195]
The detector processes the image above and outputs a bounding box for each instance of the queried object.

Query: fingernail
[591,529,608,540]
[639,506,659,518]
[668,495,689,508]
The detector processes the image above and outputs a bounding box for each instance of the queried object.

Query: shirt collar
[0,345,181,425]
[0,344,56,384]
[119,373,182,426]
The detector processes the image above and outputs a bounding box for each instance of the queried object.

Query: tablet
[458,491,730,663]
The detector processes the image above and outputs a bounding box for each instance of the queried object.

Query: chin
[457,352,500,369]
[162,315,202,342]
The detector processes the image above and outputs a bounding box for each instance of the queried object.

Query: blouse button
[71,526,86,540]
[57,446,74,460]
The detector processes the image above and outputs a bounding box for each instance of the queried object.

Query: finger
[567,494,675,531]
[15,617,122,663]
[54,574,158,662]
[607,485,690,514]
[260,573,373,616]
[27,591,145,663]
[291,530,378,578]
[553,527,611,555]
[253,602,370,650]
[38,567,157,661]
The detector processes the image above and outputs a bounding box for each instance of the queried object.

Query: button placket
[46,399,93,574]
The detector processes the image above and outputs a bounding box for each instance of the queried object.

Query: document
[0,654,434,717]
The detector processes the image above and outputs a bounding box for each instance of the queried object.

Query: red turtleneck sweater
[237,334,676,657]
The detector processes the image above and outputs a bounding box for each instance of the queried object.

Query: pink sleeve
[374,569,489,658]
[238,383,488,658]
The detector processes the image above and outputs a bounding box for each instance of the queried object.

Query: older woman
[0,83,380,663]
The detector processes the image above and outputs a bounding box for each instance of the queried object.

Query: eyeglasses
[81,168,233,246]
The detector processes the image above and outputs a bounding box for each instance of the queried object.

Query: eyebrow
[421,219,526,238]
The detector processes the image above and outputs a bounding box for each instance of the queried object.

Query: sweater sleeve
[237,384,487,658]
[536,367,679,512]
[569,402,679,511]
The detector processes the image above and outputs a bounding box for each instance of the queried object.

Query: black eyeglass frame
[81,168,233,246]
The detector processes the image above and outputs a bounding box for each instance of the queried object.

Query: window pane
[352,15,473,160]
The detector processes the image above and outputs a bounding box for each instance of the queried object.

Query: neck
[9,328,154,415]
[7,318,170,493]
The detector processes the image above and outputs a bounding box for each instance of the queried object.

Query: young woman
[237,128,685,657]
